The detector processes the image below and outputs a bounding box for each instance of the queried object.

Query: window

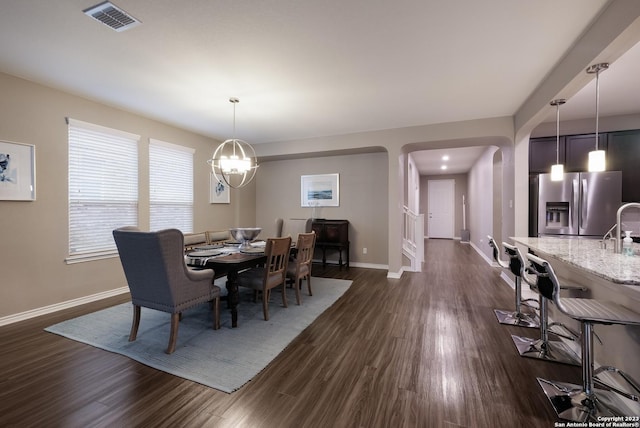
[149,139,194,232]
[67,118,139,262]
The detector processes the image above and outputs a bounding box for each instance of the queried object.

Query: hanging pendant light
[550,98,566,181]
[207,98,258,189]
[586,63,609,172]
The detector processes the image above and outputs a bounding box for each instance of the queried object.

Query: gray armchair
[275,218,313,238]
[113,227,221,354]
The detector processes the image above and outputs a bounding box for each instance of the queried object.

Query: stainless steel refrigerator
[538,171,622,237]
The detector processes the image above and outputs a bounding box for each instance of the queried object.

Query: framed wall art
[0,140,36,201]
[301,173,339,207]
[210,173,230,204]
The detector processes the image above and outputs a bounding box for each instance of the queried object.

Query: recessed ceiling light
[442,155,449,161]
[441,165,448,170]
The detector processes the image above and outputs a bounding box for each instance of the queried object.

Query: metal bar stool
[488,236,539,328]
[510,247,582,366]
[525,253,640,422]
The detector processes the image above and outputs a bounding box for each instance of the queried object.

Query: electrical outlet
[363,247,368,255]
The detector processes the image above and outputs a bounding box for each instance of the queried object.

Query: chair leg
[537,320,640,422]
[307,275,313,296]
[281,283,288,308]
[129,304,141,342]
[166,313,180,354]
[510,295,580,366]
[212,297,221,330]
[294,279,302,305]
[494,276,539,328]
[262,291,270,321]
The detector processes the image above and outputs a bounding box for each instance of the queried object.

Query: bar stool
[525,253,640,422]
[488,236,539,328]
[510,247,582,366]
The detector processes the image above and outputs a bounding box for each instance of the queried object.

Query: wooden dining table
[192,251,266,328]
[187,240,298,328]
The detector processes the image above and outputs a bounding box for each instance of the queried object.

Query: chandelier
[207,98,258,189]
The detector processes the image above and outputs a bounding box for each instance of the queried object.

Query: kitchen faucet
[601,223,617,249]
[614,202,640,253]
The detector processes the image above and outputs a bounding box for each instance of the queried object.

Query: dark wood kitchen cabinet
[607,130,640,202]
[311,219,349,268]
[529,136,566,174]
[564,133,607,172]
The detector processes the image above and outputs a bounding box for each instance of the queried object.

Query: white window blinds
[68,118,139,259]
[149,139,194,233]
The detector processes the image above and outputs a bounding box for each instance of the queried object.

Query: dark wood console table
[311,219,349,269]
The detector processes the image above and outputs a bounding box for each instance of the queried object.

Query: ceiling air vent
[83,1,141,32]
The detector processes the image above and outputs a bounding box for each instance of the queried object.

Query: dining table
[186,245,267,328]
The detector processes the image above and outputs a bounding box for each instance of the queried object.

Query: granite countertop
[510,236,640,286]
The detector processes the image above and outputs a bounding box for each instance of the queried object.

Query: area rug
[45,277,352,393]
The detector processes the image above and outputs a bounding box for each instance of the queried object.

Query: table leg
[346,242,350,268]
[226,269,240,328]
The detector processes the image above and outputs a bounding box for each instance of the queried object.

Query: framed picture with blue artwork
[0,140,36,201]
[210,173,230,203]
[301,173,339,207]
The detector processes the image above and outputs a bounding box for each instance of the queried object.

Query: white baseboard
[0,286,129,327]
[469,241,494,265]
[500,271,515,290]
[387,266,406,279]
[350,261,388,270]
[312,259,388,271]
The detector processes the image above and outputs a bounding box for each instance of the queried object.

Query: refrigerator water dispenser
[545,202,569,229]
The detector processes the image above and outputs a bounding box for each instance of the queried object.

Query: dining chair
[287,232,316,305]
[237,236,292,321]
[113,227,221,354]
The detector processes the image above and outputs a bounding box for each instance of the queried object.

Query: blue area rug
[45,277,352,393]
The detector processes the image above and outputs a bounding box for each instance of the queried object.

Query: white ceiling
[411,147,489,176]
[2,0,638,175]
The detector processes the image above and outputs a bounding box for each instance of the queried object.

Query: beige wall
[468,146,500,260]
[0,72,255,319]
[256,118,516,276]
[255,152,389,266]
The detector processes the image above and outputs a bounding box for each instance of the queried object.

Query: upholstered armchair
[275,218,313,238]
[113,227,221,354]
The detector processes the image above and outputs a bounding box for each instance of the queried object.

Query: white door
[428,179,454,239]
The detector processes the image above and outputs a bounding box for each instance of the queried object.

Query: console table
[311,219,349,269]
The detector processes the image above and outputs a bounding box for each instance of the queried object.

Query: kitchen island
[510,236,640,383]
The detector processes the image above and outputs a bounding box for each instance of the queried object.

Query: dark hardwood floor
[0,240,580,427]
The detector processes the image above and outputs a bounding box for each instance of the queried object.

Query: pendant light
[550,98,566,181]
[207,98,258,189]
[586,63,609,172]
